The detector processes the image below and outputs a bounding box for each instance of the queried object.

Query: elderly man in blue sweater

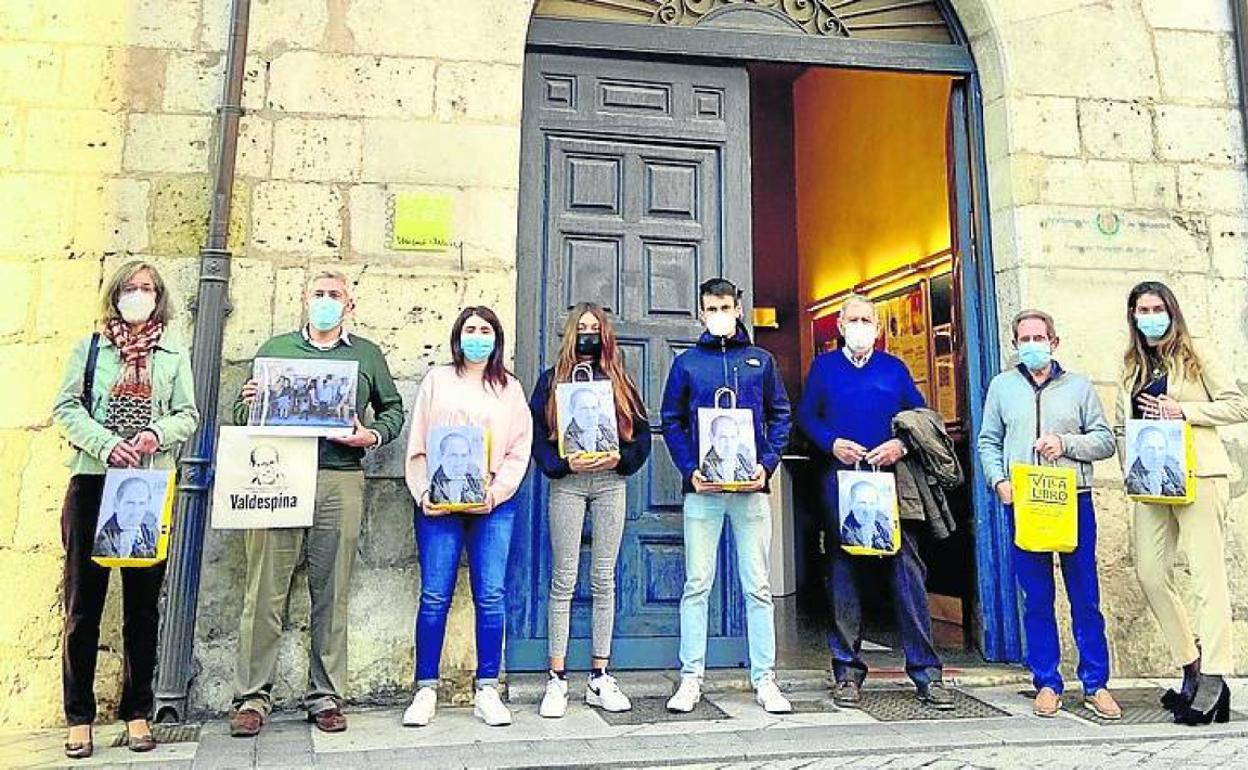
[978,309,1120,720]
[797,294,953,710]
[661,278,793,716]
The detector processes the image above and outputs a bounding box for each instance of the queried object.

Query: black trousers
[61,475,166,726]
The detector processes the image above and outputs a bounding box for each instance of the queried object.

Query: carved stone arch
[532,0,957,45]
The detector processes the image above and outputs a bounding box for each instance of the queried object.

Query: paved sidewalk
[6,675,1248,769]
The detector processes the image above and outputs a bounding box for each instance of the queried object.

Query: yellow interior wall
[795,69,954,307]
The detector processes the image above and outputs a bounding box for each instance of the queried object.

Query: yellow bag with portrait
[92,467,176,568]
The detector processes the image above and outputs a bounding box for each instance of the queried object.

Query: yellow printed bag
[92,468,176,568]
[1010,461,1077,553]
[836,465,901,557]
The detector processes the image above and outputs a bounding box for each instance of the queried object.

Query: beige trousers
[232,470,366,715]
[1133,477,1233,674]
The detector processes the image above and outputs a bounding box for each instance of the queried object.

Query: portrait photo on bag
[93,470,172,561]
[248,356,358,437]
[697,409,757,485]
[211,427,318,529]
[1124,420,1188,499]
[556,379,619,457]
[837,475,897,553]
[427,425,488,507]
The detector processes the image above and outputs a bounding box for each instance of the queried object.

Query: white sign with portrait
[211,427,318,529]
[696,388,758,489]
[555,377,619,458]
[1124,418,1192,502]
[248,357,358,438]
[93,468,174,563]
[427,425,489,509]
[835,469,900,556]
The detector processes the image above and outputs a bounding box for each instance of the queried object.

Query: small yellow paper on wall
[391,192,453,251]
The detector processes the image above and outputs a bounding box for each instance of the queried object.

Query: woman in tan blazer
[1116,281,1248,726]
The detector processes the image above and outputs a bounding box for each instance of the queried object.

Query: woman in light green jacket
[51,261,198,759]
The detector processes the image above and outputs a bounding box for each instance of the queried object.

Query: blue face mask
[1135,312,1171,340]
[460,333,495,363]
[1017,341,1052,373]
[308,297,345,332]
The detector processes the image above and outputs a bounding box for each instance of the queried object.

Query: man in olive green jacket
[228,270,405,736]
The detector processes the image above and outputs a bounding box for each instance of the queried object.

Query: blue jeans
[414,499,516,688]
[825,521,942,687]
[1012,491,1110,694]
[679,492,776,686]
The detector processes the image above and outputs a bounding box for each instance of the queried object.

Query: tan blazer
[1115,344,1248,478]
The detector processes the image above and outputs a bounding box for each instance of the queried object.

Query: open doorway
[749,64,978,670]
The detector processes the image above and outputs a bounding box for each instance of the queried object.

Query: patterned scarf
[102,318,164,438]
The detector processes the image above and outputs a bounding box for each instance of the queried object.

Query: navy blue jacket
[660,323,792,494]
[529,366,652,480]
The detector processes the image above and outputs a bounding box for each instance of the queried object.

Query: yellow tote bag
[836,465,901,557]
[1011,461,1077,554]
[1124,418,1196,506]
[92,468,176,568]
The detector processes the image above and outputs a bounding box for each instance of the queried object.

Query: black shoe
[917,681,956,710]
[1163,657,1202,712]
[1174,675,1230,727]
[832,680,861,708]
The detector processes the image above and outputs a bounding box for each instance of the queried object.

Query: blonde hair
[98,260,170,327]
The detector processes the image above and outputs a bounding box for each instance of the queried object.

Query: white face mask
[843,322,877,353]
[704,311,737,338]
[118,291,156,324]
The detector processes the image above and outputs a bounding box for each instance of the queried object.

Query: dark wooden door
[509,52,753,669]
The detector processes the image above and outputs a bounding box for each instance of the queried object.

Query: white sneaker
[586,673,632,713]
[666,676,702,713]
[473,685,513,726]
[754,673,792,714]
[539,674,569,718]
[402,686,437,727]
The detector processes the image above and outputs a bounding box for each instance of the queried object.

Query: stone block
[1155,31,1234,105]
[1142,0,1233,32]
[0,43,61,105]
[268,52,435,119]
[250,181,344,256]
[347,0,530,64]
[0,429,32,546]
[163,51,267,113]
[1210,214,1248,279]
[347,184,519,268]
[0,549,62,655]
[1156,105,1245,166]
[362,379,417,480]
[1004,95,1079,157]
[35,257,100,341]
[359,479,417,567]
[1131,164,1178,210]
[0,107,17,169]
[270,267,307,338]
[272,118,363,182]
[150,176,250,257]
[1177,165,1248,213]
[1011,157,1135,208]
[362,121,521,187]
[22,108,124,174]
[350,273,462,380]
[222,258,277,360]
[0,261,35,338]
[434,62,524,125]
[237,115,273,180]
[14,429,71,552]
[0,656,63,729]
[0,175,79,257]
[345,566,418,696]
[200,0,329,55]
[123,113,213,174]
[72,177,151,254]
[34,0,199,47]
[1078,100,1154,161]
[997,5,1158,100]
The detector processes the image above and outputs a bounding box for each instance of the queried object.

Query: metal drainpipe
[154,0,252,724]
[1234,1,1248,155]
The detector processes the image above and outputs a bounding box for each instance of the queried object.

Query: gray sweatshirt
[977,363,1116,491]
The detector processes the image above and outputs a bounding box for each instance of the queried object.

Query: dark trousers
[824,521,942,687]
[1012,492,1110,694]
[62,475,166,726]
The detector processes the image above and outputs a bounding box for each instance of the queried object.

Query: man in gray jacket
[978,309,1120,720]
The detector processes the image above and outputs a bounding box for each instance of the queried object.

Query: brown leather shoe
[1033,687,1062,717]
[229,708,265,737]
[64,727,93,760]
[1085,689,1123,720]
[309,707,348,733]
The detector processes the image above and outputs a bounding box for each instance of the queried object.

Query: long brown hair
[545,303,647,442]
[1122,281,1203,393]
[450,306,511,392]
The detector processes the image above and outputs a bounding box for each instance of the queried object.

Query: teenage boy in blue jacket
[660,278,793,715]
[797,294,954,711]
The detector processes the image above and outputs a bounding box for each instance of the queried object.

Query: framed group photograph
[248,357,358,438]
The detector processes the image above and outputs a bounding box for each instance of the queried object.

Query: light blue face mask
[308,297,345,332]
[1135,312,1171,340]
[460,333,495,363]
[1017,341,1052,373]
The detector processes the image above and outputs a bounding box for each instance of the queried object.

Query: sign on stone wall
[389,192,453,251]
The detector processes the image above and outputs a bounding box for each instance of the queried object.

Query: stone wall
[3,0,1248,730]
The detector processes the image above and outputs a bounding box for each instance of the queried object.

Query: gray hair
[306,270,354,300]
[840,294,877,321]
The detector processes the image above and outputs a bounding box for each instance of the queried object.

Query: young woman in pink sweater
[401,306,533,728]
